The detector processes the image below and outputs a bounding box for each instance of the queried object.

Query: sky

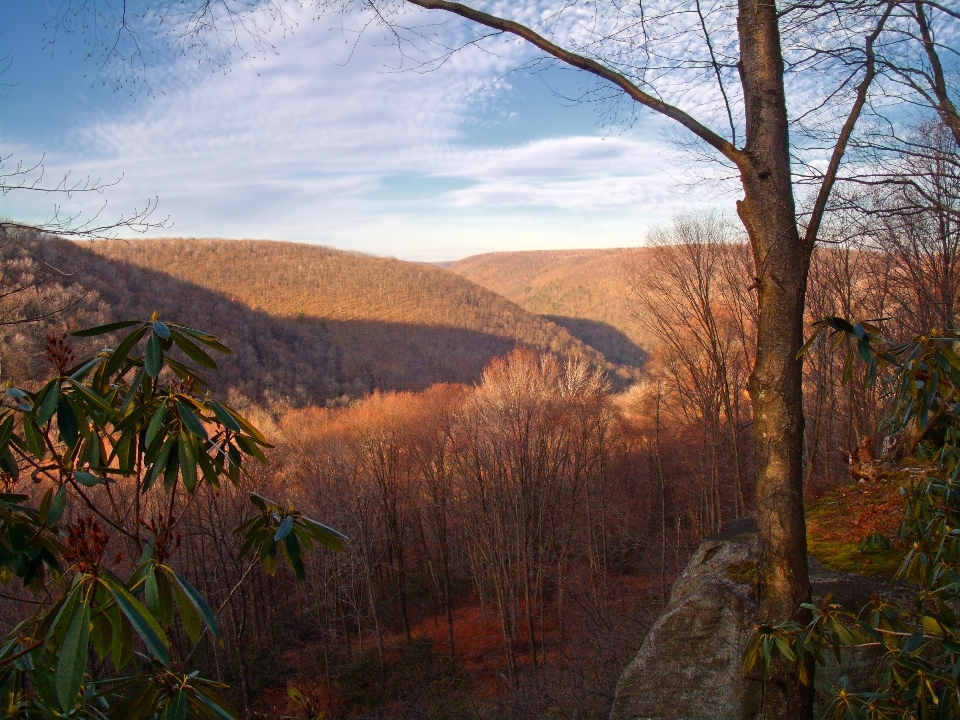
[0,2,726,261]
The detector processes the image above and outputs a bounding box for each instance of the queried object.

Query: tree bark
[737,0,813,714]
[915,2,960,148]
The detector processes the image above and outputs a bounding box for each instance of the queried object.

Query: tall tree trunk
[737,0,813,714]
[396,545,412,645]
[360,541,386,671]
[655,386,668,605]
[389,7,816,710]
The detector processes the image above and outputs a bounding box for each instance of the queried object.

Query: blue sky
[0,2,723,260]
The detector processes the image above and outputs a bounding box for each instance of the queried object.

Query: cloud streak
[5,6,723,259]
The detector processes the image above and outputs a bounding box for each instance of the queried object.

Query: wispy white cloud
[434,136,693,209]
[6,5,725,259]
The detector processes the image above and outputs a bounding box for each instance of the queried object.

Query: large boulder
[609,518,914,720]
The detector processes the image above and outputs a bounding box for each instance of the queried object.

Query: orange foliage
[10,236,627,407]
[807,479,905,547]
[451,248,650,371]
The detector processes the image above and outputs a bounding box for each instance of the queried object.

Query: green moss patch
[806,535,904,576]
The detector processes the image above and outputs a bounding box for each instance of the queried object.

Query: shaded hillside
[449,248,651,368]
[10,237,622,406]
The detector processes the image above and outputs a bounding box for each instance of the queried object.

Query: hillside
[449,248,651,368]
[8,237,623,406]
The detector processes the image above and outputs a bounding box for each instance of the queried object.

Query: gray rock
[609,518,914,720]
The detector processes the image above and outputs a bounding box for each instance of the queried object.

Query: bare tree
[0,226,85,328]
[307,8,951,710]
[0,148,165,240]
[35,0,960,713]
[0,83,167,344]
[864,123,960,335]
[0,161,165,338]
[802,240,888,486]
[409,383,467,661]
[633,214,754,527]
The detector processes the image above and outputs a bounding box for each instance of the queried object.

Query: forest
[0,118,957,720]
[3,0,960,715]
[0,237,629,407]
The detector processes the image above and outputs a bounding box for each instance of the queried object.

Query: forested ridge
[449,248,649,369]
[8,0,960,714]
[0,235,633,407]
[2,198,958,718]
[0,230,671,719]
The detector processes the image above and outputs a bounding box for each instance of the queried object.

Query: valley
[0,226,939,720]
[6,236,640,406]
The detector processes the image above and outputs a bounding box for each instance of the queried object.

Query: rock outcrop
[609,518,914,720]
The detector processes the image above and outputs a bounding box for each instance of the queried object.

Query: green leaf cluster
[746,320,960,718]
[0,317,344,718]
[236,493,346,580]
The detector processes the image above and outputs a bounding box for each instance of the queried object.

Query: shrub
[0,316,344,718]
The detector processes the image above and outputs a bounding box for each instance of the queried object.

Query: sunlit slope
[47,238,617,404]
[449,248,650,368]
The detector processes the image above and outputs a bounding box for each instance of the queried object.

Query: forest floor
[250,470,923,719]
[805,464,926,576]
[252,579,660,720]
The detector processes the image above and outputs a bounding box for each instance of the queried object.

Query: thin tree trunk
[361,543,386,671]
[656,386,668,605]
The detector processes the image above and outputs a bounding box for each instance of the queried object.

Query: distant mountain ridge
[448,248,651,369]
[10,238,631,406]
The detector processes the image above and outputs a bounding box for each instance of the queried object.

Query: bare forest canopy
[0,226,757,718]
[0,209,955,718]
[448,248,651,369]
[0,234,640,405]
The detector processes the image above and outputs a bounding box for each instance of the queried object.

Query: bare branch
[401,0,744,165]
[804,1,895,249]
